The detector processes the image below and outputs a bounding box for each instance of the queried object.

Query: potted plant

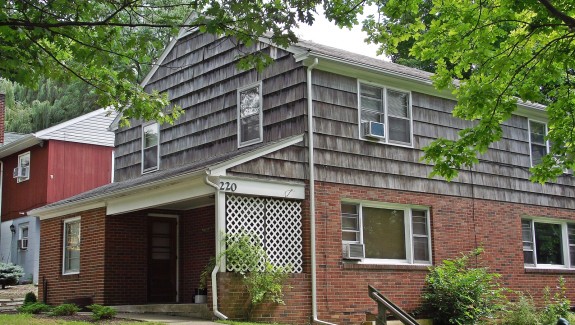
[195,257,215,304]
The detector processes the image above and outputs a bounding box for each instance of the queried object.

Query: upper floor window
[359,82,413,146]
[341,201,431,265]
[142,123,159,173]
[14,152,30,183]
[529,120,549,166]
[237,82,263,147]
[522,218,575,269]
[63,217,81,275]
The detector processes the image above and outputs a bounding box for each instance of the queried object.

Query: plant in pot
[195,257,215,304]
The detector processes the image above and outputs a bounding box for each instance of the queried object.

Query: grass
[0,314,164,325]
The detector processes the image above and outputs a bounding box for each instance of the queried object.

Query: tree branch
[537,0,575,31]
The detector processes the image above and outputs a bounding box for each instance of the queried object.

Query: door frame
[148,213,180,303]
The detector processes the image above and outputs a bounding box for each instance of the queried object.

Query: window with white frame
[522,218,575,268]
[341,202,431,264]
[359,82,412,146]
[15,152,31,183]
[142,123,159,173]
[18,225,29,250]
[63,218,81,274]
[237,82,263,147]
[529,120,549,166]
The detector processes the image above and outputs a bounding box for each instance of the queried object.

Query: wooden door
[148,217,177,303]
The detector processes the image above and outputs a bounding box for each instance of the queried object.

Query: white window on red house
[63,217,81,274]
[15,151,31,183]
[359,82,412,146]
[341,202,431,264]
[142,122,160,173]
[528,120,549,166]
[237,82,263,147]
[522,218,575,268]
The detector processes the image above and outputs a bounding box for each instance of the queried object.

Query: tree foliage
[0,262,24,289]
[1,1,574,182]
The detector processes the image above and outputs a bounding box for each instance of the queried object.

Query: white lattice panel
[226,195,303,273]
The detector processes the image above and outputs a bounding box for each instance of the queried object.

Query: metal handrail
[368,285,419,325]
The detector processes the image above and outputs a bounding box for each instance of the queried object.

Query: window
[237,82,263,147]
[522,218,575,268]
[142,123,159,173]
[341,202,431,264]
[18,225,28,250]
[359,82,412,146]
[529,120,549,166]
[15,152,30,183]
[63,218,81,274]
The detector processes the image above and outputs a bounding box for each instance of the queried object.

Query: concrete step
[112,303,212,320]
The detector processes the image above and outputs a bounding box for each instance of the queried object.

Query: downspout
[307,58,336,325]
[204,172,228,320]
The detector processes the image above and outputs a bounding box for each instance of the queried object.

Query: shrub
[0,263,24,289]
[23,292,37,305]
[499,295,540,325]
[540,277,571,325]
[87,304,117,320]
[224,232,291,320]
[18,302,51,314]
[49,303,80,316]
[422,248,506,325]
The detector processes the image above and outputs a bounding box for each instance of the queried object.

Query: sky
[294,8,385,60]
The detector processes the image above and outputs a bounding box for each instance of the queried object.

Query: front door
[148,217,177,303]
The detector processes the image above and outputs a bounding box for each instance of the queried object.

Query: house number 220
[219,182,237,192]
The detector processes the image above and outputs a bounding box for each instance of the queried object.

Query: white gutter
[307,59,336,325]
[204,173,228,321]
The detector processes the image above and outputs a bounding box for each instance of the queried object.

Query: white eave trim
[208,133,304,176]
[34,202,106,220]
[0,135,40,159]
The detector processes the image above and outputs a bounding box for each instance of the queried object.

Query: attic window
[237,82,263,148]
[142,122,160,173]
[15,152,31,183]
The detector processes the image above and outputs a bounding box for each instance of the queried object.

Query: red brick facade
[38,180,575,324]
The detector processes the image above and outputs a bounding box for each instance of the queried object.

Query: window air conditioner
[13,167,29,179]
[343,243,365,260]
[363,121,385,139]
[18,239,28,250]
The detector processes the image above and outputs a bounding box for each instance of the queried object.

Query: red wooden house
[0,94,116,284]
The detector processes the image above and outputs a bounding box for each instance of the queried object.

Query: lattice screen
[226,195,303,273]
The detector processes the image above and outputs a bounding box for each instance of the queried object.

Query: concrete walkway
[116,313,221,324]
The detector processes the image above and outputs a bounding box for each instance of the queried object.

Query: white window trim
[18,224,29,250]
[342,200,432,266]
[522,217,573,270]
[141,122,160,174]
[237,81,264,148]
[17,151,31,183]
[357,80,414,148]
[62,217,81,275]
[527,119,549,167]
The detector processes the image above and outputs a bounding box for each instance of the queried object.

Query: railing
[368,285,419,325]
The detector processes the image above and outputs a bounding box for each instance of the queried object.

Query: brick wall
[38,208,107,305]
[312,181,575,324]
[180,205,216,303]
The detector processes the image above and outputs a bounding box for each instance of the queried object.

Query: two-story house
[29,29,575,325]
[0,97,116,285]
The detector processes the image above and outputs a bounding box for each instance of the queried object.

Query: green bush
[87,304,117,320]
[499,295,540,325]
[49,303,80,316]
[224,232,291,320]
[17,302,51,314]
[0,263,24,289]
[23,292,37,305]
[540,277,571,325]
[422,248,506,325]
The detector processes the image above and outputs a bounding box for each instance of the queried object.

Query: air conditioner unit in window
[13,167,29,179]
[343,243,365,260]
[17,239,28,250]
[363,121,385,139]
